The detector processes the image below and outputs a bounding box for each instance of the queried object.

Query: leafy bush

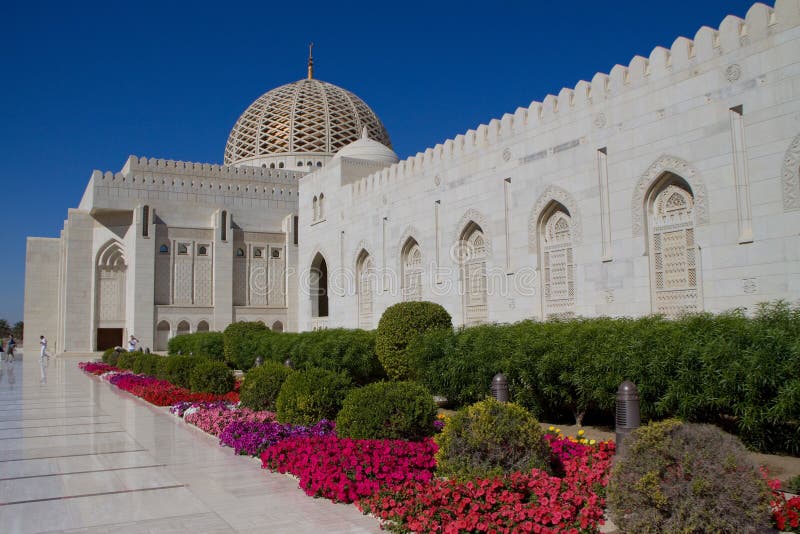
[239,361,294,412]
[434,397,550,480]
[101,347,121,367]
[223,321,270,369]
[787,475,800,495]
[116,351,143,371]
[160,355,207,389]
[376,301,452,380]
[336,381,437,440]
[167,332,224,360]
[607,420,771,533]
[131,353,162,376]
[189,360,235,394]
[276,368,352,425]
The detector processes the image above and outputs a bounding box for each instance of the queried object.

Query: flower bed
[78,361,118,375]
[357,436,615,533]
[261,436,438,503]
[220,419,335,457]
[183,404,276,437]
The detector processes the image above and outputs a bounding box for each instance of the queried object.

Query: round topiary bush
[607,419,772,533]
[336,381,437,440]
[223,321,270,370]
[131,353,161,376]
[102,347,120,367]
[434,397,550,480]
[376,301,452,381]
[276,368,352,425]
[189,360,235,394]
[239,361,294,412]
[160,355,206,389]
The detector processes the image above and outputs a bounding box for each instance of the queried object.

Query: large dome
[224,78,392,170]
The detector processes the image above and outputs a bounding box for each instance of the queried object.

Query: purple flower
[220,419,336,456]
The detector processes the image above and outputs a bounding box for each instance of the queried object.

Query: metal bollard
[491,373,509,403]
[284,358,294,369]
[615,381,641,457]
[144,347,151,354]
[254,356,263,367]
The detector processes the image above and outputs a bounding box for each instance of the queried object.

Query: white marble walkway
[0,352,381,533]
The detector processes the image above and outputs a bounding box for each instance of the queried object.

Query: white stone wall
[298,0,800,330]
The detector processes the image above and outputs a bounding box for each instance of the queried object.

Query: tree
[11,322,23,340]
[0,319,10,337]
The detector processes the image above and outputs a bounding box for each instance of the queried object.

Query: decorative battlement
[348,1,797,198]
[123,156,301,185]
[91,155,303,206]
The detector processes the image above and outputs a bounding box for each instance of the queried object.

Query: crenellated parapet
[123,155,300,186]
[348,1,798,199]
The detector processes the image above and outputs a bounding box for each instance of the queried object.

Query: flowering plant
[184,405,276,437]
[170,400,232,418]
[78,362,119,375]
[357,437,615,533]
[261,436,438,503]
[220,419,335,456]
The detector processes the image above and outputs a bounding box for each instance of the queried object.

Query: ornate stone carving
[782,133,800,211]
[631,155,709,237]
[452,208,492,256]
[725,63,742,82]
[527,185,583,252]
[397,225,424,259]
[593,113,607,128]
[352,239,376,270]
[502,148,512,162]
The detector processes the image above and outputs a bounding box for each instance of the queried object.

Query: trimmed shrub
[276,368,352,425]
[116,351,142,371]
[102,347,121,367]
[160,355,207,389]
[167,332,224,360]
[131,353,162,376]
[607,420,772,533]
[239,361,294,412]
[336,381,437,440]
[223,321,270,369]
[376,301,452,380]
[434,397,550,480]
[189,360,235,394]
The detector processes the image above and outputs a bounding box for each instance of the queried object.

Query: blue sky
[0,0,761,323]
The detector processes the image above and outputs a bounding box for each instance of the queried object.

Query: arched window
[178,243,188,255]
[310,253,328,318]
[159,244,169,254]
[401,238,423,301]
[253,248,263,258]
[198,246,207,256]
[316,161,322,167]
[318,193,325,220]
[176,320,190,336]
[272,320,284,332]
[312,196,318,221]
[356,250,374,329]
[196,320,209,332]
[646,176,699,316]
[298,161,304,167]
[236,248,245,257]
[155,320,170,351]
[270,163,275,169]
[278,162,284,169]
[538,203,575,318]
[459,222,488,325]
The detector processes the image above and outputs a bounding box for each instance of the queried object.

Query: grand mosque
[25,1,800,353]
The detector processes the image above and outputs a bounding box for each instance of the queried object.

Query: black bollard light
[254,356,263,367]
[284,358,294,369]
[144,347,151,354]
[615,381,641,457]
[491,373,509,403]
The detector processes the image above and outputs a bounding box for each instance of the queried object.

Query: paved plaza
[0,352,381,533]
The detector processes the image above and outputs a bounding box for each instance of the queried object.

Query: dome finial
[361,126,369,139]
[307,42,314,79]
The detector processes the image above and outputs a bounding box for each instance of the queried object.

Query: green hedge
[223,321,270,369]
[276,368,352,425]
[413,301,800,455]
[239,361,294,412]
[160,355,208,389]
[167,332,224,360]
[189,360,235,394]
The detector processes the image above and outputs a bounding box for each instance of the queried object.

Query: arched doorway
[401,238,423,301]
[155,321,170,351]
[356,250,375,329]
[176,320,190,336]
[310,253,329,319]
[459,222,488,325]
[272,320,284,333]
[196,320,209,332]
[538,202,575,318]
[645,174,700,316]
[95,241,127,350]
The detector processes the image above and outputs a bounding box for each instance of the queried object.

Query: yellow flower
[577,429,585,437]
[580,438,588,444]
[589,439,596,445]
[548,426,555,432]
[555,428,561,434]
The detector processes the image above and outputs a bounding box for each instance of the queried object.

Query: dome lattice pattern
[224,79,392,165]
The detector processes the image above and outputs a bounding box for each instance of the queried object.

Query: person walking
[39,335,48,359]
[6,335,16,362]
[127,335,138,352]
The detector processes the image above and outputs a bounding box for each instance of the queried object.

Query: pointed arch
[96,240,126,269]
[94,240,127,333]
[457,221,488,325]
[355,249,375,329]
[452,208,492,256]
[400,236,423,301]
[310,251,329,318]
[632,155,708,237]
[782,132,800,210]
[537,201,576,318]
[528,185,582,252]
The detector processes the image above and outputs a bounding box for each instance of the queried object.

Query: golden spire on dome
[307,42,314,79]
